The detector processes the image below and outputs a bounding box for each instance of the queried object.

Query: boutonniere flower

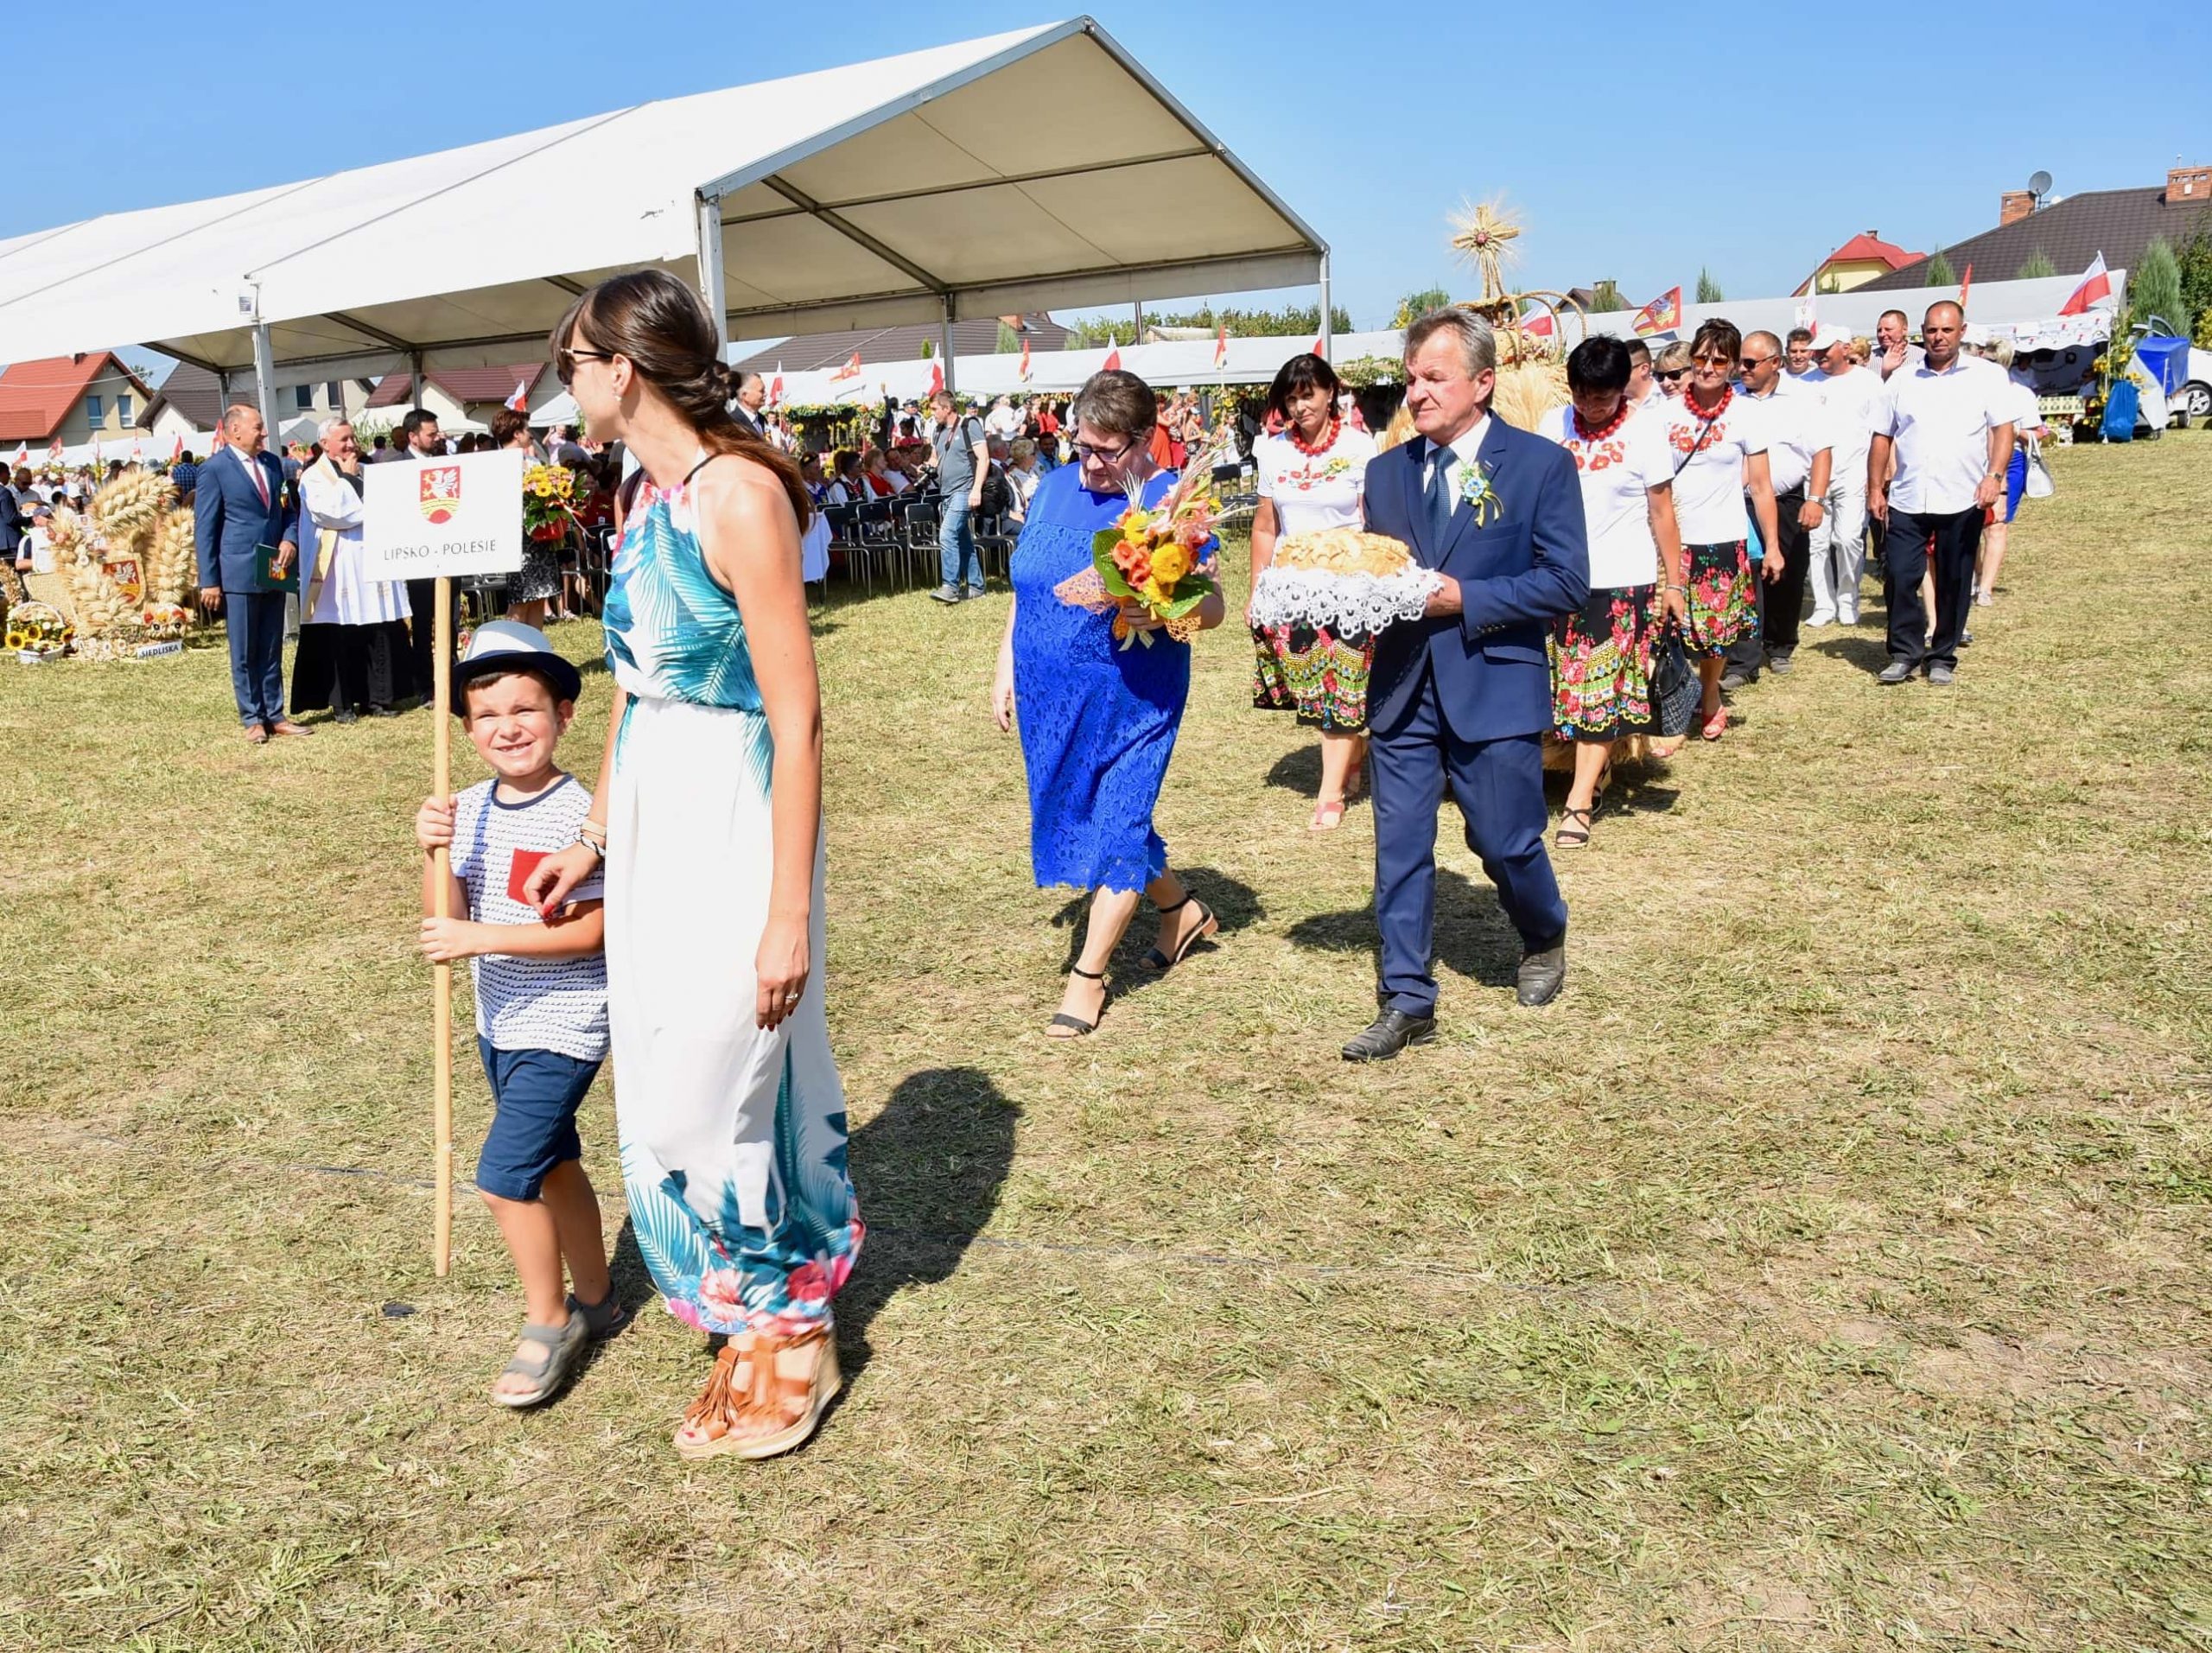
[1458,459,1501,526]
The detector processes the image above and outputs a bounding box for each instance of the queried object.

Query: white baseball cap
[1809,323,1852,351]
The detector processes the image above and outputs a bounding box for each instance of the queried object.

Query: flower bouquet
[523,462,582,545]
[1249,527,1442,637]
[7,601,72,662]
[1053,471,1222,647]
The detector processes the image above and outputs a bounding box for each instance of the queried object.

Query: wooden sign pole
[431,574,454,1275]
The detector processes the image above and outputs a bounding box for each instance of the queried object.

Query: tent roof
[0,19,1325,382]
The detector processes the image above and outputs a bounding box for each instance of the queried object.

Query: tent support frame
[695,193,728,354]
[1318,251,1332,363]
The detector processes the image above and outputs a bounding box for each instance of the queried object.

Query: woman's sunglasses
[556,348,613,387]
[1657,368,1690,383]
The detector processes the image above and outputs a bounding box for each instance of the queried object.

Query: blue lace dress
[1010,465,1191,893]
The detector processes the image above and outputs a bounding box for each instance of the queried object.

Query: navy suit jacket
[193,447,289,593]
[1363,416,1590,741]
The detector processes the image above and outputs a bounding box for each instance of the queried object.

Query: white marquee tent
[0,18,1330,424]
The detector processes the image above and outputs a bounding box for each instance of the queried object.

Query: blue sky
[7,1,2210,345]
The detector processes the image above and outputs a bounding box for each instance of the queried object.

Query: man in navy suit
[196,404,311,744]
[1344,308,1590,1061]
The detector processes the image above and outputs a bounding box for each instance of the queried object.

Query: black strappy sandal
[1554,806,1595,850]
[1143,895,1219,972]
[1046,966,1108,1039]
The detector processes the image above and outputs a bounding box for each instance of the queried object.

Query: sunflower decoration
[8,601,73,659]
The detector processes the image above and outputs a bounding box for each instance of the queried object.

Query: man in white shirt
[1724,331,1833,683]
[1624,338,1663,413]
[982,396,1021,442]
[1785,327,1823,382]
[1806,324,1880,625]
[1871,309,1925,380]
[1867,302,2013,685]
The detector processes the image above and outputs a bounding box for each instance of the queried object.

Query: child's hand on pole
[415,794,455,854]
[418,917,478,963]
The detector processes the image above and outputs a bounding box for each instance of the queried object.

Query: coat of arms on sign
[419,467,462,525]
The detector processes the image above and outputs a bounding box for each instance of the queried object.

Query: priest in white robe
[287,418,418,721]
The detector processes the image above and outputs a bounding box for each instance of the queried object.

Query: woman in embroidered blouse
[1248,353,1382,830]
[524,269,858,1463]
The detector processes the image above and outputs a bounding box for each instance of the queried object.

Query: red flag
[505,378,529,412]
[2057,251,2109,316]
[171,433,183,461]
[927,359,944,396]
[1519,308,1555,339]
[1310,334,1325,357]
[1019,334,1033,382]
[1212,326,1229,371]
[769,364,785,406]
[1957,262,1973,311]
[1103,345,1122,372]
[1631,286,1682,335]
[830,350,861,382]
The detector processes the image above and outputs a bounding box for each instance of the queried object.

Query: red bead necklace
[1572,402,1630,444]
[1685,383,1732,421]
[1287,416,1340,457]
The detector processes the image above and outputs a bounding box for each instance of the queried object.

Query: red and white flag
[504,378,529,412]
[131,437,144,461]
[1212,326,1229,371]
[171,433,184,461]
[1019,334,1033,382]
[830,350,862,382]
[1957,262,1974,311]
[1103,345,1122,372]
[927,359,944,396]
[1518,308,1555,339]
[10,442,25,468]
[48,437,65,461]
[2057,251,2110,316]
[1632,286,1683,335]
[1310,334,1325,358]
[768,364,785,406]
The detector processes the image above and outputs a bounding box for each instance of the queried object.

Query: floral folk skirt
[1550,583,1659,741]
[1684,540,1758,659]
[1252,623,1373,733]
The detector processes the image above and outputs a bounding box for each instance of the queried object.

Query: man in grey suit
[195,404,310,743]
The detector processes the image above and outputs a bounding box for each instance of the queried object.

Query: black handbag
[1651,623,1698,738]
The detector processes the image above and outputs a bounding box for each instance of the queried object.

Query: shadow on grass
[1815,630,1892,675]
[1264,743,1322,794]
[1286,868,1520,992]
[602,1065,1016,1408]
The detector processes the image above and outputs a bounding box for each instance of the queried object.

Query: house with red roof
[0,353,158,454]
[1796,232,1925,296]
[361,363,555,433]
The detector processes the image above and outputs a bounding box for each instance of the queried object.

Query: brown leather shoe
[267,720,314,738]
[243,725,270,745]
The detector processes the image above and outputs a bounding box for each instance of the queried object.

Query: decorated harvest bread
[1272,528,1415,579]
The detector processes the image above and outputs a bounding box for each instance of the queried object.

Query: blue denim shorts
[475,1037,601,1201]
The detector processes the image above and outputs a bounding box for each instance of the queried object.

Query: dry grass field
[3,431,2209,1651]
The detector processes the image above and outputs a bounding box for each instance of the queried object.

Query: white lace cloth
[1249,565,1445,635]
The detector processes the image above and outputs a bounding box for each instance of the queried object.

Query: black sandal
[1046,966,1107,1039]
[1143,895,1219,972]
[1554,806,1594,850]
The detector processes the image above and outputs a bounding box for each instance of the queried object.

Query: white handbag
[2023,440,2055,499]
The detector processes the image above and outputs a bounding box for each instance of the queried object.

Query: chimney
[1999,190,2036,226]
[2169,163,2211,202]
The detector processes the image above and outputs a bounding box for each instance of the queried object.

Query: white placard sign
[360,449,525,581]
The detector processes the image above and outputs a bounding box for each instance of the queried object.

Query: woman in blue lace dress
[991,371,1228,1037]
[524,270,858,1462]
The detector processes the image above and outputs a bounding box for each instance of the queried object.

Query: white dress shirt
[1815,364,1884,491]
[1420,413,1492,508]
[1873,356,2013,515]
[1743,374,1830,497]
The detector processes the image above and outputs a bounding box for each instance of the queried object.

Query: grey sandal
[568,1290,630,1339]
[492,1312,590,1408]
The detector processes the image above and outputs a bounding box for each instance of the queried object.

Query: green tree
[1924,247,1956,286]
[995,322,1023,353]
[1695,268,1723,303]
[2016,248,2057,279]
[2132,236,2184,332]
[2177,230,2212,334]
[918,337,934,359]
[1391,286,1453,327]
[1067,302,1351,346]
[1587,280,1626,314]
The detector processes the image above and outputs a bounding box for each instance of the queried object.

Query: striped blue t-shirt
[450,774,609,1062]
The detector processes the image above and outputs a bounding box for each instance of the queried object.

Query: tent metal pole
[1132,298,1143,343]
[251,322,279,442]
[696,193,728,355]
[1318,251,1332,362]
[939,295,957,396]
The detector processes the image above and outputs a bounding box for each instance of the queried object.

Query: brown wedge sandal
[673,1327,841,1462]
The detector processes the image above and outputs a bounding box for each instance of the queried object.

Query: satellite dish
[2029,169,2053,197]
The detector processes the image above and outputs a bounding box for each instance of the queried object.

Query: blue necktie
[1425,442,1455,546]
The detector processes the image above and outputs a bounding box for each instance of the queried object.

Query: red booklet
[506,849,549,907]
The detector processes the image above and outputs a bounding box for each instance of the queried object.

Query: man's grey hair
[220,404,258,435]
[318,416,352,442]
[1402,306,1497,381]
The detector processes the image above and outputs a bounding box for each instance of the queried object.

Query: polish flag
[48,437,65,461]
[131,437,144,461]
[928,359,944,396]
[2057,251,2111,316]
[1212,326,1229,371]
[504,378,529,412]
[830,350,861,382]
[1019,334,1033,382]
[768,364,785,406]
[1310,334,1325,357]
[1518,308,1555,339]
[1103,345,1122,372]
[10,442,25,468]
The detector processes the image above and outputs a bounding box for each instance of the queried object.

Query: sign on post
[364,449,524,1276]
